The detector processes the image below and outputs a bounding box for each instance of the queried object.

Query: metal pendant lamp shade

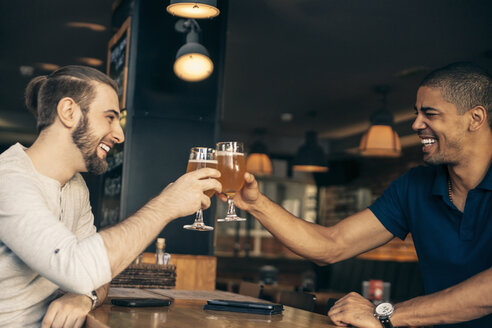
[167,0,220,19]
[173,21,214,82]
[293,131,328,173]
[174,42,213,82]
[246,141,273,176]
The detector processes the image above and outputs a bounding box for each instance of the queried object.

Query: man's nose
[412,113,426,132]
[113,121,125,144]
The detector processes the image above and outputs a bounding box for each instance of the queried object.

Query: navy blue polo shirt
[369,164,492,328]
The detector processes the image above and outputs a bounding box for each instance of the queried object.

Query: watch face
[375,302,394,317]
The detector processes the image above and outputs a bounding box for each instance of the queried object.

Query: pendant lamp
[293,131,328,173]
[173,19,213,82]
[246,141,273,176]
[359,87,402,157]
[166,0,220,19]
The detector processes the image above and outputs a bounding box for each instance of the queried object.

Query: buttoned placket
[59,189,63,221]
[444,187,481,241]
[59,184,68,223]
[459,189,482,241]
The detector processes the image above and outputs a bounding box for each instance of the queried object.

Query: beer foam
[216,151,244,156]
[189,159,218,164]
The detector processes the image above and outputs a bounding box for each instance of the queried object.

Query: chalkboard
[98,17,131,228]
[107,17,131,108]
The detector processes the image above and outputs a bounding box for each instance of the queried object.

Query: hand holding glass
[216,141,246,222]
[183,147,217,231]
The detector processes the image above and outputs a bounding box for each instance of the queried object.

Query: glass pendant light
[359,86,402,157]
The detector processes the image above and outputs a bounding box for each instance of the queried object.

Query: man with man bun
[0,65,221,327]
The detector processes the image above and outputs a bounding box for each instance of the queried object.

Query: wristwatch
[374,302,394,328]
[88,290,99,310]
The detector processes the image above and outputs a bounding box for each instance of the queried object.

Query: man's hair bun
[25,75,48,119]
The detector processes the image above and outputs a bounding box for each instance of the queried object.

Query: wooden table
[86,288,338,328]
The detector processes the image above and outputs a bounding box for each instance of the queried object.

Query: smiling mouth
[420,137,438,153]
[421,138,436,146]
[99,143,111,154]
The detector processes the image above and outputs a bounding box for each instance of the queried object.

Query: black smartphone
[204,299,283,314]
[207,299,276,309]
[111,297,172,307]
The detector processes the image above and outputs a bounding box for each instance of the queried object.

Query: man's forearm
[247,194,338,262]
[99,196,174,278]
[392,266,492,326]
[98,168,220,279]
[246,194,393,264]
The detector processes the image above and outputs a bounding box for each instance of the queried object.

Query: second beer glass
[216,141,246,222]
[183,147,217,231]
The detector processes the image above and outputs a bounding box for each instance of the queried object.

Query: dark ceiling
[1,0,491,156]
[0,0,113,147]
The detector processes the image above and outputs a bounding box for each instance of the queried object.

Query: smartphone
[206,299,276,309]
[111,297,172,307]
[204,299,283,314]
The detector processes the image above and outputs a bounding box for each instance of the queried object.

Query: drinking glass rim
[190,147,216,160]
[216,141,244,153]
[216,150,244,155]
[191,146,215,151]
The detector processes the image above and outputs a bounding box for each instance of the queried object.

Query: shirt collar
[431,162,492,194]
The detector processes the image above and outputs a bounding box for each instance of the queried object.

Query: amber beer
[186,159,218,197]
[183,147,216,231]
[216,151,246,196]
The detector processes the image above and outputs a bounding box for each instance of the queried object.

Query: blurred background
[1,0,491,305]
[1,0,491,153]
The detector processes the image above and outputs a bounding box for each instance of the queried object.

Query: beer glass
[183,147,217,231]
[216,141,246,222]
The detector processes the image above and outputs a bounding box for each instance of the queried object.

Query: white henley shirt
[0,143,111,327]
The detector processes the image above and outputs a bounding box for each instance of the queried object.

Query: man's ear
[468,105,487,132]
[57,97,81,128]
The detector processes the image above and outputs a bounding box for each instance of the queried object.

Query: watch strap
[378,317,394,328]
[88,290,99,310]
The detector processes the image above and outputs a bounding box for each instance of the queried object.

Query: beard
[422,136,464,166]
[71,113,108,175]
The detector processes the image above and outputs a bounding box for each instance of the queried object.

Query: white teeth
[99,144,110,152]
[421,138,436,145]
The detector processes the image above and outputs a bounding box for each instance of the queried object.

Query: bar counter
[86,288,338,328]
